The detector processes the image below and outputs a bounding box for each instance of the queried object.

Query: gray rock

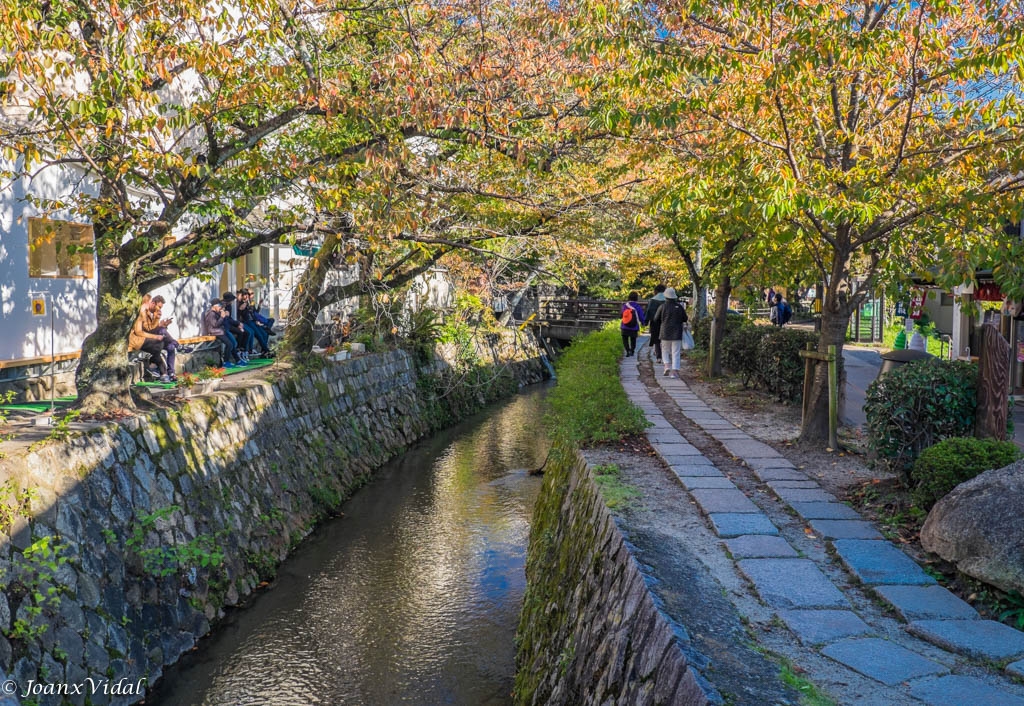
[921,459,1024,595]
[85,640,110,674]
[54,626,85,666]
[77,573,101,609]
[0,594,8,633]
[58,599,85,633]
[12,656,37,691]
[40,650,64,685]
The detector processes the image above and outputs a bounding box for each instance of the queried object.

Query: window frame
[27,217,96,280]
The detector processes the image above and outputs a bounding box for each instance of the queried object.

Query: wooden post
[800,343,839,448]
[828,344,839,450]
[976,323,1011,440]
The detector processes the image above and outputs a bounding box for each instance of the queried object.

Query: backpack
[621,305,635,326]
[781,302,793,324]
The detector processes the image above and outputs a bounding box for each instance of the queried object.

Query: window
[28,218,95,279]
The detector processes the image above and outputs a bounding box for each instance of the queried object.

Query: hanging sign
[31,297,46,317]
[976,282,1003,302]
[894,301,908,317]
[909,290,926,319]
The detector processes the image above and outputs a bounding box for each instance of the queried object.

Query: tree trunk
[708,275,732,377]
[279,232,342,362]
[976,323,1010,440]
[75,254,140,412]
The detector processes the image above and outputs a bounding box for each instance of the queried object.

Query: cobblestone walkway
[622,342,1024,705]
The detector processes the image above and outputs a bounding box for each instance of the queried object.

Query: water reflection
[152,387,549,706]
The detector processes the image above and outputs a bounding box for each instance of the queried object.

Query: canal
[151,386,549,705]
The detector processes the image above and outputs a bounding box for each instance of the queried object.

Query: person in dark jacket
[202,299,240,367]
[220,292,252,362]
[652,287,687,378]
[620,291,645,357]
[646,284,667,363]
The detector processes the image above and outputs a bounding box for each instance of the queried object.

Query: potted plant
[191,366,226,395]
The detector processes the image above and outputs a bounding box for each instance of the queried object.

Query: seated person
[236,289,272,357]
[220,292,252,363]
[245,288,275,333]
[129,295,173,382]
[146,295,195,379]
[202,298,242,367]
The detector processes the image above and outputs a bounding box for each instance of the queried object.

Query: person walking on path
[770,292,791,327]
[620,291,646,357]
[646,284,667,363]
[652,287,687,377]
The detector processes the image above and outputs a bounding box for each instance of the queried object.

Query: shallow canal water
[151,387,549,706]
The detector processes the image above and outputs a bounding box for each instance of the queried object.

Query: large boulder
[921,459,1024,594]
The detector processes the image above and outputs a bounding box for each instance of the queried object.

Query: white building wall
[0,170,99,363]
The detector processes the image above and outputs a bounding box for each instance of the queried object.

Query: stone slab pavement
[873,586,979,622]
[737,559,850,609]
[708,513,779,538]
[821,637,947,685]
[615,339,1024,704]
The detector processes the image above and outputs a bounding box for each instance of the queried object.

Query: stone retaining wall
[0,332,546,706]
[515,446,707,706]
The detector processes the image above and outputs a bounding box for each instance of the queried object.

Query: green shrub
[756,326,820,401]
[546,324,650,445]
[910,437,1020,509]
[692,312,746,351]
[696,316,817,400]
[865,358,977,480]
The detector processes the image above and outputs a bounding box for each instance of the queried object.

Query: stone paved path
[621,340,1024,705]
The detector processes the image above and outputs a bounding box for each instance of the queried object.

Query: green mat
[133,357,274,388]
[225,358,274,373]
[134,381,178,389]
[0,396,76,414]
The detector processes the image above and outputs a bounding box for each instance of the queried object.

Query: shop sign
[976,282,1003,302]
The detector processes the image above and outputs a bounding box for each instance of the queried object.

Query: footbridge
[526,298,623,343]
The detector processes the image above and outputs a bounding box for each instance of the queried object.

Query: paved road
[842,347,881,429]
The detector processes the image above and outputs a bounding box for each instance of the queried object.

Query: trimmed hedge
[910,437,1020,509]
[694,316,818,401]
[864,358,978,479]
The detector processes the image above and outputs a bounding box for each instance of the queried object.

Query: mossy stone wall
[0,334,546,706]
[515,446,707,706]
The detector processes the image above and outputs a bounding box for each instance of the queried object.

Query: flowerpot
[349,342,366,355]
[331,351,349,362]
[186,379,221,397]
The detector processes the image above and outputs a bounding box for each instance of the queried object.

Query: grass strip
[545,324,649,446]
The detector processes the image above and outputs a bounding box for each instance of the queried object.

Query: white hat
[664,287,678,299]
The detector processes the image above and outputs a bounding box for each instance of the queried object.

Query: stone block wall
[515,447,707,706]
[0,332,546,706]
